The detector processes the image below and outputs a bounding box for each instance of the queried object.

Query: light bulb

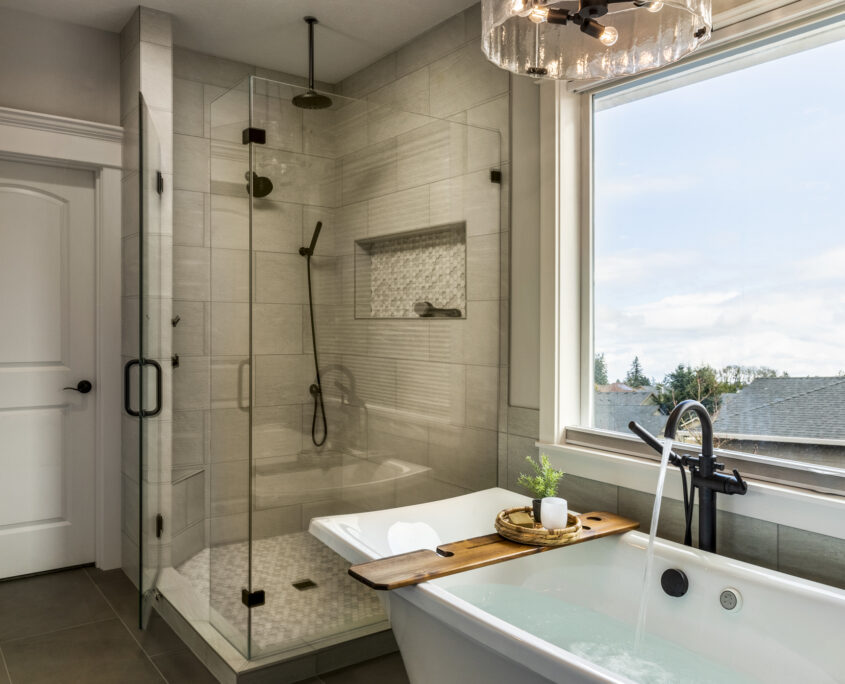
[510,0,527,14]
[599,26,618,46]
[528,6,549,23]
[647,1,664,12]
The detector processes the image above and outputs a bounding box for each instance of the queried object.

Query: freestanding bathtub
[310,488,845,684]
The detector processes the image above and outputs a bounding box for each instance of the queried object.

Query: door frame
[0,105,123,570]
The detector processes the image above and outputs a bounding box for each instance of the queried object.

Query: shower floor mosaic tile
[177,531,387,654]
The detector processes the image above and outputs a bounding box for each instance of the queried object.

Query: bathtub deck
[349,511,639,590]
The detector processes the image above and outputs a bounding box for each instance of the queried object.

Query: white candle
[541,497,568,530]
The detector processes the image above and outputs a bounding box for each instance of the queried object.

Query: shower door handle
[124,359,140,416]
[124,358,163,417]
[143,358,163,417]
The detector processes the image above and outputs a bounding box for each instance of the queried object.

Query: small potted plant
[518,453,565,523]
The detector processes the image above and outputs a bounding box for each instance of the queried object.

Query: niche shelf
[354,222,466,319]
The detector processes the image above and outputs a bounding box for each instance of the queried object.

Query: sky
[593,33,845,385]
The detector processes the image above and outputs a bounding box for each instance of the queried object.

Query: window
[575,17,845,494]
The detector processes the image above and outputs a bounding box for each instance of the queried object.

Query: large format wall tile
[429,41,509,119]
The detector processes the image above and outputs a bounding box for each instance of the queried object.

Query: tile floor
[176,532,386,654]
[0,567,409,684]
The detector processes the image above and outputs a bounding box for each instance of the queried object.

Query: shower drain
[292,578,318,591]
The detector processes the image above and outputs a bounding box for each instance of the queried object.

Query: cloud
[596,284,845,381]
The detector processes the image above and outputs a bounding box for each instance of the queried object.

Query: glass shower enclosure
[165,75,502,661]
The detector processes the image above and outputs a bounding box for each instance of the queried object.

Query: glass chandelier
[481,0,712,81]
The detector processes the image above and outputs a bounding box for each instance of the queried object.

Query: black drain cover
[292,579,318,591]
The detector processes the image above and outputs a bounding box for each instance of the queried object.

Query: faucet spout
[630,399,747,554]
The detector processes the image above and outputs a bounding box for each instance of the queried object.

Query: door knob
[64,380,93,394]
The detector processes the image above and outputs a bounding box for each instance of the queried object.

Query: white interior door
[0,158,96,578]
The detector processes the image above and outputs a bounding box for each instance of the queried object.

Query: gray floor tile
[151,648,217,683]
[2,618,164,684]
[321,652,410,684]
[0,569,114,642]
[87,568,184,657]
[0,649,11,684]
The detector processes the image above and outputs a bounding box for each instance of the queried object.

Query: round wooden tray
[495,506,582,546]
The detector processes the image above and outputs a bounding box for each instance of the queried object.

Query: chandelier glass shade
[481,0,712,81]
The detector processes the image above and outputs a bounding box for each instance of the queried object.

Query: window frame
[538,0,845,538]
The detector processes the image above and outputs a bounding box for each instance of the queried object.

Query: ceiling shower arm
[305,16,317,91]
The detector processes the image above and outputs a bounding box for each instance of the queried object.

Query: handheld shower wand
[301,221,327,447]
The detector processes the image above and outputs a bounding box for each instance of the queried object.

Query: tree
[655,363,738,416]
[594,353,609,385]
[624,356,650,388]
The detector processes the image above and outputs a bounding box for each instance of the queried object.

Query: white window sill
[537,441,845,541]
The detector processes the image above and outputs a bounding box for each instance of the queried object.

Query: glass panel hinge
[241,588,266,607]
[242,127,267,145]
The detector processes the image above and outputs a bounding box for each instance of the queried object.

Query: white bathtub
[310,488,845,684]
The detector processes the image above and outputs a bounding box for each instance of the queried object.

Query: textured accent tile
[778,525,845,588]
[361,224,465,318]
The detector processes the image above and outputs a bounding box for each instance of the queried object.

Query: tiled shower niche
[355,222,467,319]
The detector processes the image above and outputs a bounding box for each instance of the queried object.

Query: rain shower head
[245,171,273,198]
[292,17,333,110]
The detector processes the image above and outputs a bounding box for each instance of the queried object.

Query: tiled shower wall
[170,51,338,564]
[319,3,510,505]
[168,3,535,564]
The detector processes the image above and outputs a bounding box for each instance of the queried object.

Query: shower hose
[305,254,327,446]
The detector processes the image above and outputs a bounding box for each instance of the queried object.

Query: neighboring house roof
[594,388,664,435]
[714,377,845,440]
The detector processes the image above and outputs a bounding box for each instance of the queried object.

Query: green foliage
[655,363,732,416]
[517,453,565,499]
[594,353,609,385]
[624,356,651,388]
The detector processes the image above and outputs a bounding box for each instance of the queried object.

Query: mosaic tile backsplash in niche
[356,222,467,319]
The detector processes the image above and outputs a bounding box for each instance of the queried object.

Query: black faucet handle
[727,468,748,495]
[714,461,725,471]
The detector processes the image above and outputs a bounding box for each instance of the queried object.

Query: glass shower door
[137,94,165,628]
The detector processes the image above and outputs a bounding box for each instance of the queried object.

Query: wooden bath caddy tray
[349,511,638,590]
